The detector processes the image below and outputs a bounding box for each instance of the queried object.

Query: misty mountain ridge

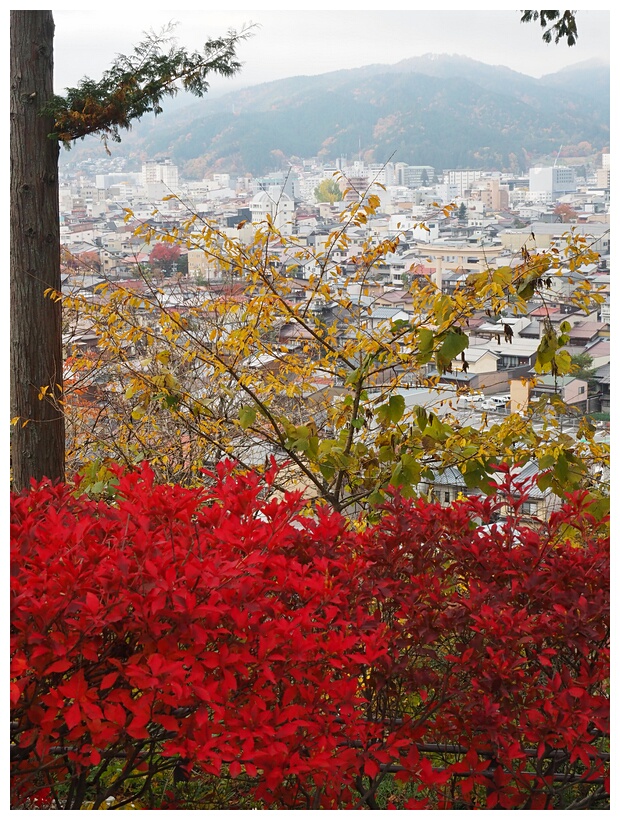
[60,54,609,178]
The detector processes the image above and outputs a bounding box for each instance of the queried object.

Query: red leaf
[126,716,150,739]
[64,702,82,731]
[363,758,380,779]
[84,591,100,614]
[568,686,585,697]
[43,659,72,675]
[100,672,119,691]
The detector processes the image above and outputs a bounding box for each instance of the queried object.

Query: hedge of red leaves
[11,462,609,809]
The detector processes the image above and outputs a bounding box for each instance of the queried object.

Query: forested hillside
[59,55,609,176]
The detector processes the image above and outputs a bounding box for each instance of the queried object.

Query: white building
[395,164,435,188]
[434,183,460,205]
[388,214,439,243]
[212,173,231,189]
[365,162,396,187]
[444,169,482,197]
[95,172,142,191]
[141,158,180,200]
[529,166,576,203]
[298,175,327,203]
[250,187,295,234]
[59,184,73,214]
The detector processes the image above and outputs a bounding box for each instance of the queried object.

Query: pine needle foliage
[45,23,255,150]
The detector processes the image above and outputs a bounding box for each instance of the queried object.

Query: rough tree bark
[10,11,65,490]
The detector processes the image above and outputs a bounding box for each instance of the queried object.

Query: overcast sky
[51,6,611,96]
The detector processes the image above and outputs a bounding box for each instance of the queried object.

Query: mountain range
[61,54,610,178]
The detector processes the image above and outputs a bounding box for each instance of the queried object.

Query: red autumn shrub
[351,468,609,809]
[10,462,609,809]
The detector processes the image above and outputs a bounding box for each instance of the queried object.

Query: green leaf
[344,368,360,386]
[377,445,394,463]
[376,394,405,426]
[537,333,558,365]
[390,319,410,334]
[587,496,610,521]
[438,330,468,363]
[536,471,554,492]
[390,462,404,487]
[418,327,434,358]
[555,452,569,484]
[517,282,535,301]
[319,462,335,481]
[163,394,180,409]
[367,490,386,507]
[492,266,513,288]
[554,349,573,375]
[415,405,428,432]
[306,436,319,460]
[400,454,421,485]
[239,406,256,429]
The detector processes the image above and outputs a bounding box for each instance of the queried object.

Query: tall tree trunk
[10,11,65,490]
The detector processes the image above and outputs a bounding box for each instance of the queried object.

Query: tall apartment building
[444,169,482,197]
[253,171,299,201]
[365,163,396,187]
[528,166,576,203]
[250,187,295,234]
[341,175,370,204]
[141,158,180,199]
[395,164,435,188]
[471,178,509,211]
[596,167,610,188]
[596,154,610,188]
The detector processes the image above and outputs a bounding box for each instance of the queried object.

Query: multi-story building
[596,166,610,188]
[499,222,610,256]
[444,169,482,197]
[212,173,231,190]
[528,166,576,203]
[472,177,510,211]
[405,237,505,290]
[253,171,299,201]
[141,158,180,200]
[395,164,435,188]
[365,163,396,187]
[341,175,370,204]
[95,172,142,192]
[250,187,295,234]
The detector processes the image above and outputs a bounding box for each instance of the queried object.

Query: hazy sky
[51,6,611,96]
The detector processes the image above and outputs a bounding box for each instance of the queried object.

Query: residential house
[530,375,588,409]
